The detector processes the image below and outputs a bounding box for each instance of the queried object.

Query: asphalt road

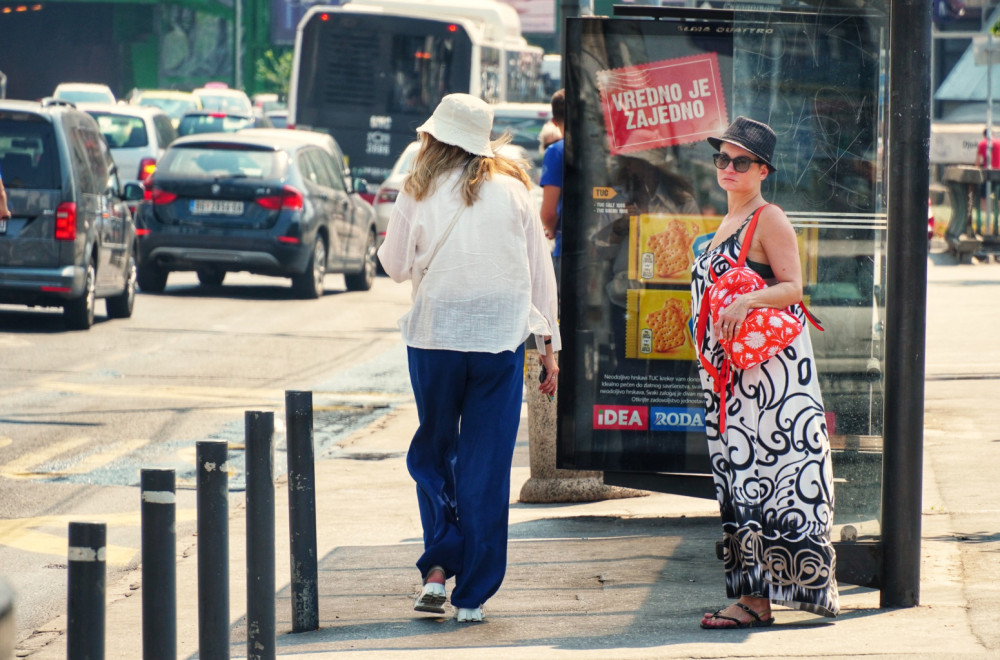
[0,270,414,644]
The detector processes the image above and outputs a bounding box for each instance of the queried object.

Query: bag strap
[735,204,769,267]
[420,204,465,281]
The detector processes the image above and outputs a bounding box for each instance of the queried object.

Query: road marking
[40,381,283,406]
[0,509,196,565]
[0,436,92,479]
[54,437,150,476]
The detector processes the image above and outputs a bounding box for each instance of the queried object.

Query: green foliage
[256,48,293,98]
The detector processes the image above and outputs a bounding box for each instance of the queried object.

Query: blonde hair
[404,132,531,205]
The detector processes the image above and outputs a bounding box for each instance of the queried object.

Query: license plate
[191,199,244,215]
[0,218,6,235]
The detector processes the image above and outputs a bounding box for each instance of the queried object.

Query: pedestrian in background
[692,117,839,628]
[539,88,565,289]
[975,127,1000,217]
[377,93,561,623]
[0,163,10,221]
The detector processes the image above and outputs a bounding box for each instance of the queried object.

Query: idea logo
[594,405,648,430]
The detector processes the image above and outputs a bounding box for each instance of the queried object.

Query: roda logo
[593,405,648,430]
[650,407,705,431]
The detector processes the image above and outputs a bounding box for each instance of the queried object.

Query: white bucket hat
[417,94,495,158]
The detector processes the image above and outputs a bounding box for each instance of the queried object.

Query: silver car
[78,103,177,185]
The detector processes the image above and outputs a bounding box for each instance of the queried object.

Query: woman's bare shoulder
[757,204,793,232]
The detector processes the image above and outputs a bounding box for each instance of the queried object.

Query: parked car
[192,87,254,115]
[52,82,117,105]
[265,110,289,129]
[490,102,553,171]
[372,140,421,252]
[0,98,143,329]
[77,102,177,185]
[134,132,378,297]
[130,89,202,128]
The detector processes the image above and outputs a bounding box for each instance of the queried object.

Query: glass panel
[559,9,887,537]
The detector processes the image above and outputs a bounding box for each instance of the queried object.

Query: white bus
[289,0,547,188]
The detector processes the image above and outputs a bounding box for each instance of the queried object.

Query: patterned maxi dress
[690,212,839,617]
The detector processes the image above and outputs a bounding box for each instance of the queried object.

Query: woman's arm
[716,207,803,335]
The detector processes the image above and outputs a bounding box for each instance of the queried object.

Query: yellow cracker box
[625,289,695,361]
[628,214,721,284]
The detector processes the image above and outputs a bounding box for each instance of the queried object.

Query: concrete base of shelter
[520,349,646,504]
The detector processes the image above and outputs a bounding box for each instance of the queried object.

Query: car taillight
[256,186,304,211]
[375,188,398,205]
[55,202,77,241]
[151,189,178,205]
[138,157,157,183]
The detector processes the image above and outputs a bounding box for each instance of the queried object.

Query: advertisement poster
[557,12,887,476]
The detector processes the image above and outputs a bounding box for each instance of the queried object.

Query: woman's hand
[717,296,751,342]
[539,350,559,397]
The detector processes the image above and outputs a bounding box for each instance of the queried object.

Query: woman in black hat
[692,116,839,628]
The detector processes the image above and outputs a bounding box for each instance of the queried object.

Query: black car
[0,98,144,329]
[134,132,378,297]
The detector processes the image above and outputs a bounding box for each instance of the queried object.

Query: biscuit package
[625,289,695,360]
[627,214,721,284]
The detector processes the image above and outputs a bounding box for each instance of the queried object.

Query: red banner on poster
[597,53,728,155]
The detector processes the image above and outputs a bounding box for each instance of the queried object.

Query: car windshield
[177,114,254,136]
[196,93,252,114]
[89,113,148,148]
[158,146,284,179]
[0,120,59,189]
[139,97,198,119]
[57,89,115,104]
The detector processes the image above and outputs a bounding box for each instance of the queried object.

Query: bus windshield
[291,3,544,186]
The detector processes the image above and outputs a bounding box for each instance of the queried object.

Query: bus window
[481,47,502,104]
[390,35,457,114]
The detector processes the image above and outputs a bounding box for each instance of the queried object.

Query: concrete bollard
[67,521,106,660]
[245,411,275,660]
[285,390,319,633]
[519,347,646,503]
[140,468,176,660]
[197,440,230,659]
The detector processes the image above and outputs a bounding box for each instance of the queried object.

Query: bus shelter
[556,3,928,607]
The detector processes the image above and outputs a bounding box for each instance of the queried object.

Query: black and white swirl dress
[690,214,839,617]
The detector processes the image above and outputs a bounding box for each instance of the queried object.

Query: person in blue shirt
[539,89,565,289]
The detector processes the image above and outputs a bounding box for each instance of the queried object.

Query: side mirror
[123,181,145,201]
[353,177,369,195]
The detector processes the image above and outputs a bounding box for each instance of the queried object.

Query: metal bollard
[285,390,319,632]
[67,521,105,660]
[245,411,275,660]
[197,440,230,660]
[141,469,176,660]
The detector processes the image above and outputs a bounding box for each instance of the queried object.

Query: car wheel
[344,230,376,292]
[64,260,96,330]
[137,262,168,293]
[106,249,137,319]
[292,237,327,299]
[197,267,226,287]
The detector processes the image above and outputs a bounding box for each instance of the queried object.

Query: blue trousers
[406,345,524,608]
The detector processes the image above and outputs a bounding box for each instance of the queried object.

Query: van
[0,98,144,329]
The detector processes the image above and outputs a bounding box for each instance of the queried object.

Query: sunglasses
[712,153,764,173]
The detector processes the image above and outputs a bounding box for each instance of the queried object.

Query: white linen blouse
[377,168,561,355]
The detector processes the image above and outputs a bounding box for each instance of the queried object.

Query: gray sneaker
[455,606,484,623]
[413,582,446,614]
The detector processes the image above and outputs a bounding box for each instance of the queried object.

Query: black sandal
[700,602,774,629]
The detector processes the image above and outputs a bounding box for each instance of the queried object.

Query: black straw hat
[707,116,777,172]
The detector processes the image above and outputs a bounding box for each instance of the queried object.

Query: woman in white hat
[693,116,838,629]
[377,93,560,623]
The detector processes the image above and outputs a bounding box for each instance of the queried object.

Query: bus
[289,0,547,187]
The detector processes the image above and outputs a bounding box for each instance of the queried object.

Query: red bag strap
[735,204,770,267]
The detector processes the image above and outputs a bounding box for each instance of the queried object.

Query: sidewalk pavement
[19,252,1000,659]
